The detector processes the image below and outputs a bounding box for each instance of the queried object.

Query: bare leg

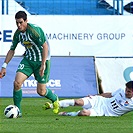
[78,109,91,116]
[59,109,91,116]
[37,83,59,113]
[45,98,85,109]
[37,83,57,102]
[58,98,84,107]
[13,72,28,113]
[74,98,84,106]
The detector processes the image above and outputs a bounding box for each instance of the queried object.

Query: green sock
[13,89,22,113]
[45,88,57,103]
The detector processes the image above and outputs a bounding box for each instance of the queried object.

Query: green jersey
[10,23,50,61]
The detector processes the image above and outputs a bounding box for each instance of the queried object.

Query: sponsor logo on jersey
[23,41,33,48]
[124,101,129,106]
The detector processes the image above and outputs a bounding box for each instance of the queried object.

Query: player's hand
[39,64,46,77]
[0,73,2,78]
[0,68,6,78]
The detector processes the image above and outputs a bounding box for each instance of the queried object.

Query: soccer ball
[4,105,20,118]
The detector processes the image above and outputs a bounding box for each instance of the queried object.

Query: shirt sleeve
[10,30,20,50]
[111,88,122,97]
[31,26,46,46]
[38,28,46,45]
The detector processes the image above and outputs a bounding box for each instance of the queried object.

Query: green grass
[0,98,133,133]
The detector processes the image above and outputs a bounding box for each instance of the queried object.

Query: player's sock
[67,111,80,116]
[59,111,80,116]
[59,99,75,107]
[43,99,75,109]
[44,88,59,113]
[13,89,22,113]
[44,88,57,102]
[53,98,59,114]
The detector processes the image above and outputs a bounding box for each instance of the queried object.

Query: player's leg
[79,96,105,116]
[57,97,92,109]
[78,109,91,116]
[58,111,81,116]
[74,98,85,106]
[80,97,93,109]
[13,72,28,116]
[35,60,59,113]
[58,98,92,116]
[43,99,75,109]
[58,98,84,107]
[43,98,89,109]
[58,109,91,116]
[37,83,59,113]
[59,109,96,116]
[37,83,58,101]
[14,58,33,116]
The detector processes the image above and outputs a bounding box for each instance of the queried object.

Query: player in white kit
[44,81,133,116]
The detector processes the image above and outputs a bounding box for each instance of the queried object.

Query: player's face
[125,87,133,98]
[16,18,27,32]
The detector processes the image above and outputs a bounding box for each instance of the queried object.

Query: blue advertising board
[0,56,98,97]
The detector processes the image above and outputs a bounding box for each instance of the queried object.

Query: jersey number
[111,100,119,109]
[18,64,24,70]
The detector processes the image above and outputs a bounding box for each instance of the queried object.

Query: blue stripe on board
[2,0,4,14]
[1,0,8,15]
[6,0,8,14]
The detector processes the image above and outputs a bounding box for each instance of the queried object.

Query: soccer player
[0,11,59,116]
[44,81,133,116]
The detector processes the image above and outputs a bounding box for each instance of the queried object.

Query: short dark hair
[15,11,27,21]
[126,81,133,89]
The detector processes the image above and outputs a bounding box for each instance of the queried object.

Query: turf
[0,98,133,133]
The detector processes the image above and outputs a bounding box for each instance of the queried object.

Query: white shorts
[81,95,105,116]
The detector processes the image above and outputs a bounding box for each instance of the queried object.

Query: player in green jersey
[0,11,59,116]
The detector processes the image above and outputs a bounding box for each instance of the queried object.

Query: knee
[74,99,84,106]
[37,88,46,96]
[14,81,22,90]
[37,90,45,96]
[78,110,90,116]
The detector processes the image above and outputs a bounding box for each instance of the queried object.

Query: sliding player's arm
[99,92,112,98]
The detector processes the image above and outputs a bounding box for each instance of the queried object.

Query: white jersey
[82,88,133,116]
[104,88,133,116]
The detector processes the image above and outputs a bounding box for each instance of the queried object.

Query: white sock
[67,111,80,116]
[50,104,53,108]
[59,99,75,107]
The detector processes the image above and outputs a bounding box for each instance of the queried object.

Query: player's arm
[87,92,112,98]
[0,50,15,78]
[39,41,48,77]
[0,30,19,78]
[35,27,49,77]
[99,92,112,98]
[4,50,15,64]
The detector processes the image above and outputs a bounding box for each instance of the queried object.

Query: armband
[2,63,7,68]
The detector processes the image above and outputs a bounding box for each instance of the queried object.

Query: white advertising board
[95,57,133,92]
[0,15,133,56]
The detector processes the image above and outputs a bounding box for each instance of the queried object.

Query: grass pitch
[0,98,133,133]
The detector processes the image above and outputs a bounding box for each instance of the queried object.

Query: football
[4,105,20,118]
